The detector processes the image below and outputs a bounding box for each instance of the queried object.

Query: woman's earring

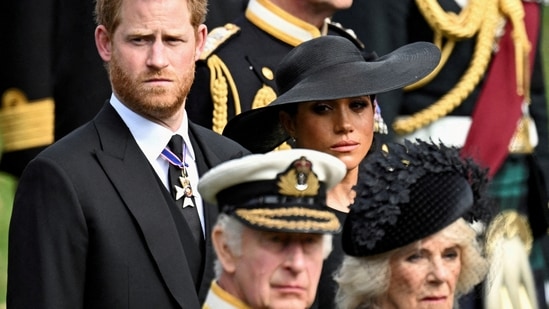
[288,136,297,148]
[373,100,388,134]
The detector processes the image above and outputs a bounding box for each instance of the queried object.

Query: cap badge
[277,156,319,197]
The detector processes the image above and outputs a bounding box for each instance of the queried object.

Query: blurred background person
[0,0,110,177]
[186,0,366,134]
[199,149,346,309]
[222,36,441,308]
[334,1,549,307]
[336,139,495,309]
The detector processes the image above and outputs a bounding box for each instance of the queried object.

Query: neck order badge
[162,135,195,208]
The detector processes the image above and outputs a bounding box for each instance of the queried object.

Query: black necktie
[167,135,204,248]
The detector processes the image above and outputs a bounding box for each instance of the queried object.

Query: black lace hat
[342,139,494,256]
[198,149,346,234]
[223,36,441,153]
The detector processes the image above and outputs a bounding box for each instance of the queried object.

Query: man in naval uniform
[198,149,346,309]
[186,0,369,134]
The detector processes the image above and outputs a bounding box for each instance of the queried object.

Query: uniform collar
[203,281,253,309]
[245,0,329,46]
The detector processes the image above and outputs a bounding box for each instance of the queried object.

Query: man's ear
[95,25,112,62]
[194,24,208,61]
[212,226,237,273]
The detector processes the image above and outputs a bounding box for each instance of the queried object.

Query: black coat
[7,103,250,308]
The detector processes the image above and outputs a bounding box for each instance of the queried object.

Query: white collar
[109,94,195,164]
[245,0,328,46]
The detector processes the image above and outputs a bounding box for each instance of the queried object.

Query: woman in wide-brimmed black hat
[335,139,494,309]
[223,35,441,210]
[223,35,441,308]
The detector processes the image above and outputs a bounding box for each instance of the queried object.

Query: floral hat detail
[342,139,495,256]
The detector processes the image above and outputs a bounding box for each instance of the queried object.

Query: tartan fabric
[488,156,529,212]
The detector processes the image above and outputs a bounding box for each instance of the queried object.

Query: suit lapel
[188,125,222,300]
[92,104,200,309]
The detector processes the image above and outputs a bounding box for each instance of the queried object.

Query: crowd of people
[1,0,548,308]
[222,35,441,308]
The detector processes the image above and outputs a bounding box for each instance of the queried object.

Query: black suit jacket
[7,103,249,308]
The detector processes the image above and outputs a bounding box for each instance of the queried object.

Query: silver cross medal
[174,167,195,208]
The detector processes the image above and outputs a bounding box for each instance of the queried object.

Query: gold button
[262,67,274,80]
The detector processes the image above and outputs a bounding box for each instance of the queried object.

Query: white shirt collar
[109,94,195,163]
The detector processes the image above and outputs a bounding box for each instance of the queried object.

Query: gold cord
[251,85,277,110]
[393,0,530,135]
[208,55,241,134]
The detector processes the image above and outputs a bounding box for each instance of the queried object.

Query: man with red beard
[6,0,250,308]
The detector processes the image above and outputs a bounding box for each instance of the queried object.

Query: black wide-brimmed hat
[223,36,441,153]
[198,148,346,234]
[342,139,494,257]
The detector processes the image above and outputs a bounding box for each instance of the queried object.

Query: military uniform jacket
[7,103,250,308]
[0,0,112,177]
[186,0,364,133]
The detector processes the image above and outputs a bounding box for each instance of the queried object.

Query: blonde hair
[335,218,489,309]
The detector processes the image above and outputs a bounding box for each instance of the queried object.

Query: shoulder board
[200,23,241,60]
[327,20,365,50]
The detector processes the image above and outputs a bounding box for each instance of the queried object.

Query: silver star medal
[174,169,195,208]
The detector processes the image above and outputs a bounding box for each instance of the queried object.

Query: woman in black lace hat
[335,139,495,309]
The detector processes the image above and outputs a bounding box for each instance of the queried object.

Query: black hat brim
[223,42,441,153]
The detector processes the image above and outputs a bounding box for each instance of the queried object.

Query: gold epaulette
[0,88,54,152]
[200,23,240,60]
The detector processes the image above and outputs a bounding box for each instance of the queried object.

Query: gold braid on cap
[235,207,340,232]
[208,55,241,134]
[393,0,531,135]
